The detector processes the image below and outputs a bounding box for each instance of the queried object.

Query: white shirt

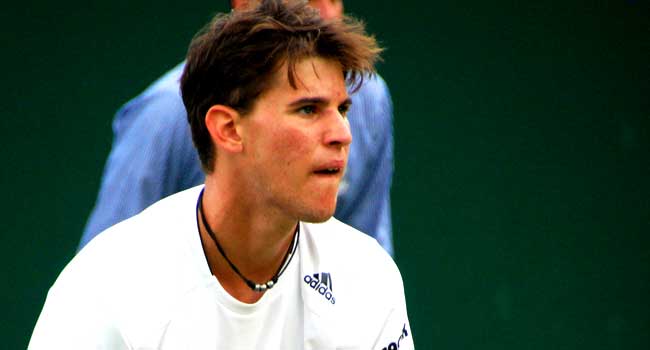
[29,186,414,349]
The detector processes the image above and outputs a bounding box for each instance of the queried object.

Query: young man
[80,0,395,256]
[29,1,413,348]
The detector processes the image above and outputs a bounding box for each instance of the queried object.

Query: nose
[324,112,352,147]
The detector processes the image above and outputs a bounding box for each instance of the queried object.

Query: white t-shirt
[29,186,414,349]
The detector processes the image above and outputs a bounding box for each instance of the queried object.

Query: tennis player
[29,1,413,348]
[80,0,395,256]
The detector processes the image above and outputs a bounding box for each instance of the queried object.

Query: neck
[198,178,298,303]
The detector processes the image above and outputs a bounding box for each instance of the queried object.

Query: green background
[1,1,648,348]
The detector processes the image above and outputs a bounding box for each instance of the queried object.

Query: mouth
[313,168,342,176]
[313,160,345,177]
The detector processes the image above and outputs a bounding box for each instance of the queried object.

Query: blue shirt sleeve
[80,66,395,257]
[79,64,204,249]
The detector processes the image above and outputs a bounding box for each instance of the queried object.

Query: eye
[338,103,351,118]
[297,105,317,115]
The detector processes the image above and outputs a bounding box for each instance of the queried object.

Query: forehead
[264,56,347,99]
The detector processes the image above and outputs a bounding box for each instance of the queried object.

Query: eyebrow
[287,96,352,108]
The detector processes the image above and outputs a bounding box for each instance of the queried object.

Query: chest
[137,261,304,349]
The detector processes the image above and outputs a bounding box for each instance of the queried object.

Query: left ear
[204,104,244,154]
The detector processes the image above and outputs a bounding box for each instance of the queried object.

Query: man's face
[238,57,352,223]
[308,0,344,20]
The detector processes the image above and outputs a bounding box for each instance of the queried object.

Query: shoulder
[112,62,187,136]
[302,218,403,290]
[36,187,209,345]
[347,73,393,143]
[303,218,386,255]
[352,73,392,111]
[81,185,201,260]
[359,73,391,98]
[59,186,205,301]
[300,219,407,345]
[105,62,195,174]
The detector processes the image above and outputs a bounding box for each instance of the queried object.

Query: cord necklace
[196,189,299,292]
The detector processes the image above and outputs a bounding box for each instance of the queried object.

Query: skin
[306,0,344,20]
[200,57,352,303]
[232,0,343,20]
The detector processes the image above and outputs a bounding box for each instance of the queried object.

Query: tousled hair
[181,0,382,172]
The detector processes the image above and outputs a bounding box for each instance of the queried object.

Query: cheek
[267,127,314,167]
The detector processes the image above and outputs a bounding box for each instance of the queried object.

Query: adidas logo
[303,272,336,305]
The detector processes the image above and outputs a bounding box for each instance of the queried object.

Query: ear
[205,105,243,154]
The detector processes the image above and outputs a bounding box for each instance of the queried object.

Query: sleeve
[335,74,395,256]
[371,262,415,350]
[78,81,204,250]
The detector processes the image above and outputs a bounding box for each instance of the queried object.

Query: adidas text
[303,274,335,304]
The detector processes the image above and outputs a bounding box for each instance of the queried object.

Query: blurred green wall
[1,1,648,349]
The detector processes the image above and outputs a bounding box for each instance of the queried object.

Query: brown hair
[181,0,382,172]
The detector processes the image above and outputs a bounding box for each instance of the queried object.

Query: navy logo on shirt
[381,324,409,350]
[303,272,335,304]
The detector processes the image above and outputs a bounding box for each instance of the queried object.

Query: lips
[314,168,341,175]
[313,160,345,176]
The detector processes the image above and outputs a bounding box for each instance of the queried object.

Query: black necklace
[196,189,300,292]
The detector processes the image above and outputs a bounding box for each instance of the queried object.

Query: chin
[299,203,337,223]
[293,190,338,222]
[300,210,335,224]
